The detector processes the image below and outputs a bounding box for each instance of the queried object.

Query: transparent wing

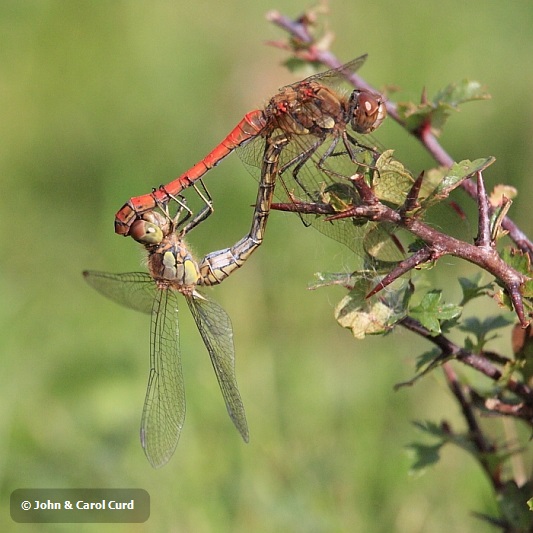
[140,288,185,468]
[83,270,155,314]
[281,54,368,91]
[84,270,185,467]
[186,291,249,442]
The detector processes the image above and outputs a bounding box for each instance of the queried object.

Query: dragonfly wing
[83,271,155,314]
[141,288,185,468]
[186,292,249,443]
[280,54,368,90]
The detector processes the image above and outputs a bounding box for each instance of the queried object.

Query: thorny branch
[266,8,533,518]
[272,171,530,326]
[399,316,533,408]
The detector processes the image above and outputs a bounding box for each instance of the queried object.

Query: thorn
[350,173,377,204]
[366,247,432,298]
[420,86,428,105]
[402,171,424,213]
[507,282,529,328]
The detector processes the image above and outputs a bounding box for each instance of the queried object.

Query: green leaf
[373,150,415,205]
[459,315,514,336]
[283,57,321,74]
[406,441,444,472]
[395,348,452,390]
[415,348,444,372]
[458,274,494,305]
[458,315,514,352]
[420,157,495,209]
[433,80,491,109]
[490,198,512,242]
[408,290,462,335]
[397,80,491,135]
[500,248,533,277]
[496,249,533,315]
[406,421,448,473]
[497,481,533,530]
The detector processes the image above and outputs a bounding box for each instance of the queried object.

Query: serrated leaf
[458,315,514,352]
[320,182,357,212]
[415,348,442,372]
[373,150,415,205]
[459,315,514,335]
[420,157,495,208]
[458,274,494,305]
[501,248,533,277]
[412,420,448,437]
[397,80,491,135]
[406,442,444,472]
[283,57,321,74]
[409,290,462,335]
[394,348,450,389]
[433,80,491,108]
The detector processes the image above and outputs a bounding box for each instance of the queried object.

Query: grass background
[1,1,532,531]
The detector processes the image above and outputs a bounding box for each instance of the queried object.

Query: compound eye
[130,220,164,244]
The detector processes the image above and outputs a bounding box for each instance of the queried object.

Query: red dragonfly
[115,54,386,237]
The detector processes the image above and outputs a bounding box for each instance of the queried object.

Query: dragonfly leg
[278,136,324,201]
[179,180,215,235]
[155,180,214,235]
[344,132,381,165]
[150,188,193,230]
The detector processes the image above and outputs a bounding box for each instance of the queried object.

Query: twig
[399,316,533,406]
[440,363,503,489]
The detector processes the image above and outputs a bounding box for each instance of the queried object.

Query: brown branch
[440,363,503,488]
[272,177,531,326]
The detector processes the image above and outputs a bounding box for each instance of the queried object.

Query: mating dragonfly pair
[85,54,394,468]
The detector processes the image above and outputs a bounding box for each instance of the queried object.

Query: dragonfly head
[348,90,386,134]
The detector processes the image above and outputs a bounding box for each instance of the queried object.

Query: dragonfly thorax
[146,243,200,296]
[265,82,344,136]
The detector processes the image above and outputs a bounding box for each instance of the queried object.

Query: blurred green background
[1,1,532,532]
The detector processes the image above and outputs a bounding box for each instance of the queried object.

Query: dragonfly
[84,137,287,468]
[114,54,386,239]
